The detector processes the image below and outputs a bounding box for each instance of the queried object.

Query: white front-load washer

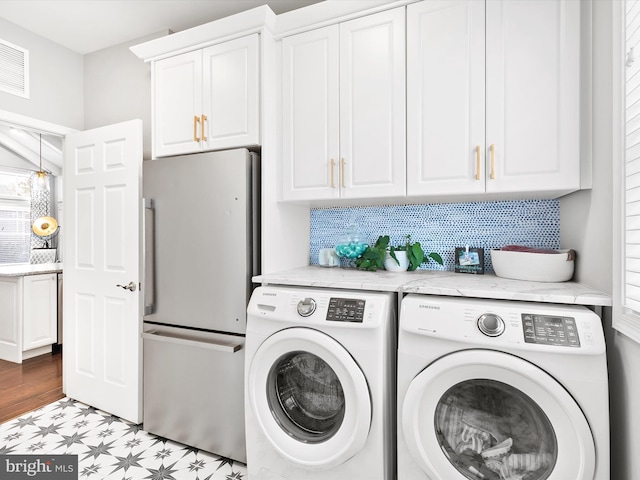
[245,285,396,480]
[397,294,609,480]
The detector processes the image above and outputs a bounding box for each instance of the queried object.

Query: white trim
[273,0,416,39]
[129,5,276,62]
[615,312,640,343]
[0,109,77,137]
[580,0,594,189]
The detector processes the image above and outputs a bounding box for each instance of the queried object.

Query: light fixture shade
[32,216,58,237]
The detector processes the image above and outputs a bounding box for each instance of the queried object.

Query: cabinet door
[485,0,580,194]
[153,50,202,157]
[281,25,340,201]
[406,0,486,196]
[340,7,406,199]
[202,34,260,151]
[23,274,57,351]
[0,278,21,362]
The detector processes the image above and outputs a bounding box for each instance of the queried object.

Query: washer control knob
[477,313,505,337]
[297,297,317,317]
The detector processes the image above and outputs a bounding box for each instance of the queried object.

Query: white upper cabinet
[406,0,486,196]
[153,34,260,158]
[281,7,406,202]
[485,0,580,194]
[153,50,202,157]
[407,0,581,198]
[202,35,260,151]
[282,25,340,201]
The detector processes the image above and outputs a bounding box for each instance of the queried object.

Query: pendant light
[35,133,47,182]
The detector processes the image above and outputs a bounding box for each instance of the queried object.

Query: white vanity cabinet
[153,34,260,158]
[0,273,58,363]
[281,7,406,201]
[406,0,581,198]
[22,273,58,351]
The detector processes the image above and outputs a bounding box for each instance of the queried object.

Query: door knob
[116,282,137,292]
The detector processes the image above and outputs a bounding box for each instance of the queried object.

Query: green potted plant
[354,235,390,271]
[355,235,443,272]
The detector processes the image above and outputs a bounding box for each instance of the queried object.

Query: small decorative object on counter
[491,245,576,282]
[455,246,484,274]
[355,235,444,272]
[384,250,409,271]
[318,248,340,267]
[334,224,368,260]
[388,235,443,272]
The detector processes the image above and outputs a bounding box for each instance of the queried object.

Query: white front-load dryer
[397,294,609,480]
[245,285,396,480]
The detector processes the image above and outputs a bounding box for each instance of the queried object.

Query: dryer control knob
[478,313,505,337]
[297,297,317,317]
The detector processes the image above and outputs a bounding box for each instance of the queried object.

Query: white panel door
[281,25,340,201]
[22,273,57,350]
[64,119,143,424]
[406,0,486,196]
[202,34,260,150]
[153,50,202,157]
[339,7,406,199]
[485,0,580,193]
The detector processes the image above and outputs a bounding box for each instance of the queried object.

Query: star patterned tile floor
[0,397,247,479]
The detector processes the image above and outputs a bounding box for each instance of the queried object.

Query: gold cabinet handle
[340,158,345,188]
[330,158,335,188]
[490,144,495,180]
[475,145,481,180]
[194,116,200,142]
[201,114,207,142]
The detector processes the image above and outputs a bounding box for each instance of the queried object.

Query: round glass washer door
[248,327,372,469]
[402,350,595,480]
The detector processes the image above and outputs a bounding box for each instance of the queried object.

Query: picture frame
[455,247,484,274]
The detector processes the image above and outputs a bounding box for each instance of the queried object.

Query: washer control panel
[326,297,366,323]
[521,314,580,347]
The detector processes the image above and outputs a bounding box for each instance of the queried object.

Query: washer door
[402,350,595,480]
[248,327,371,469]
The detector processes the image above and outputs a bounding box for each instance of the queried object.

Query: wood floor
[0,350,63,424]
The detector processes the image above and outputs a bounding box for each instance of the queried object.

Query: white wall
[560,2,639,478]
[0,18,83,130]
[83,30,169,161]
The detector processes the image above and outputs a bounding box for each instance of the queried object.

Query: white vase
[384,251,409,271]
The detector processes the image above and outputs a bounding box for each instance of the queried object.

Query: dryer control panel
[522,314,580,347]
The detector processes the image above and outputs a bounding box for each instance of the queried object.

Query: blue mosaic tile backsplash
[310,200,560,272]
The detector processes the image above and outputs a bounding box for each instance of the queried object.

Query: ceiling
[0,0,322,55]
[0,0,321,171]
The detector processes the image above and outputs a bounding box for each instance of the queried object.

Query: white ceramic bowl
[490,249,575,282]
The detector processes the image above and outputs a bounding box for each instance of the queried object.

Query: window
[0,170,31,264]
[616,0,640,342]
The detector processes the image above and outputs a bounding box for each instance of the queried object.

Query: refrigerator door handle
[141,331,243,353]
[143,198,155,315]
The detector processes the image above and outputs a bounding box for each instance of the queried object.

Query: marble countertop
[0,263,63,277]
[253,266,612,307]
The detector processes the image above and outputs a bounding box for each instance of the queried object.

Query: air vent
[0,38,29,98]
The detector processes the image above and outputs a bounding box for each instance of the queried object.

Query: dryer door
[248,327,371,469]
[402,350,595,480]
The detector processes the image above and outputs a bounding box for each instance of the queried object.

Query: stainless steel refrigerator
[141,148,259,463]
